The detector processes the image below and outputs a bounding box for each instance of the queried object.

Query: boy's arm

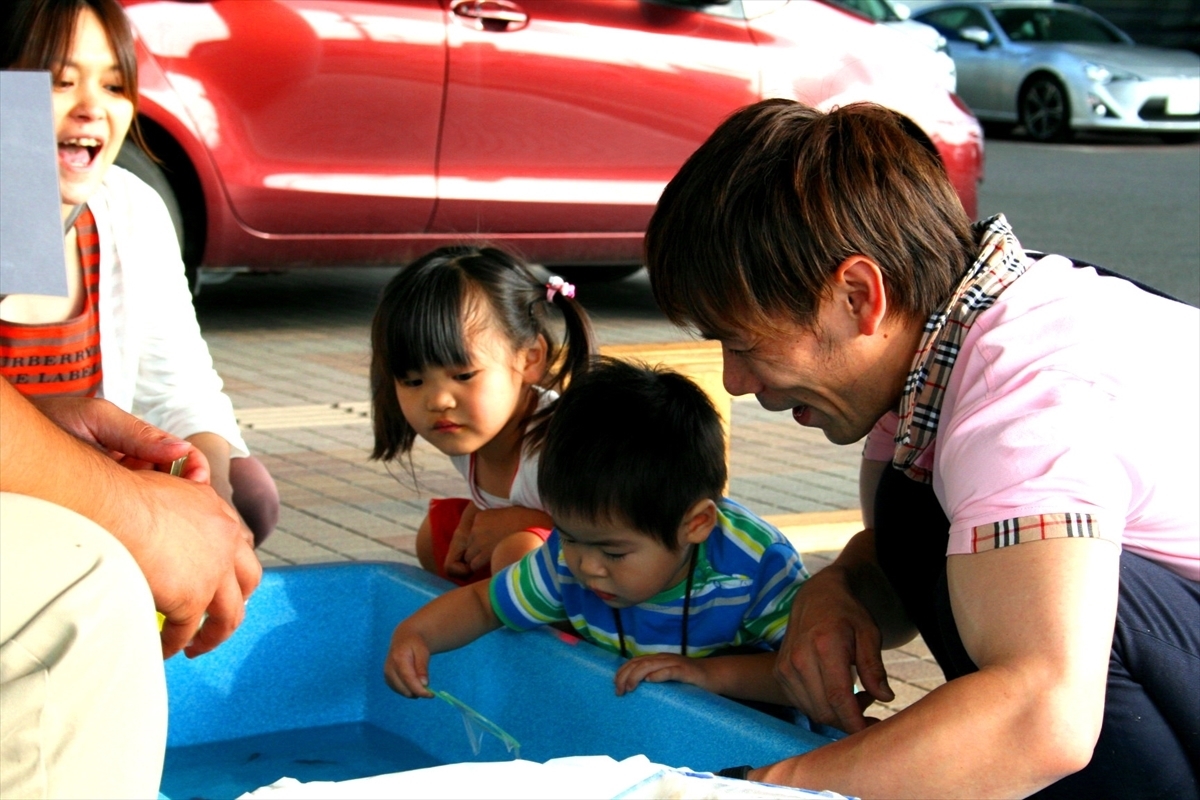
[613,651,789,704]
[384,580,500,697]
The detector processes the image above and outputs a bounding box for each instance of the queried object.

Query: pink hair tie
[546,275,576,302]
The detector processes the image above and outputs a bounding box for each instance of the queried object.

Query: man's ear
[679,499,718,546]
[519,334,549,383]
[833,256,888,336]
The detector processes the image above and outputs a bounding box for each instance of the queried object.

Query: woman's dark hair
[3,0,150,155]
[646,99,976,338]
[370,245,596,462]
[537,357,727,551]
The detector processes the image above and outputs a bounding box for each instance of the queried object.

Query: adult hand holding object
[1,378,262,796]
[33,393,208,477]
[2,380,261,658]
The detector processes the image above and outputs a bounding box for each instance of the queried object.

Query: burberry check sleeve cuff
[972,513,1101,553]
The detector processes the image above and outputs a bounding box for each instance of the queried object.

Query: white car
[831,0,958,92]
[913,1,1200,141]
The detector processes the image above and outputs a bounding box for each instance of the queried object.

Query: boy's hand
[614,653,709,696]
[384,625,435,698]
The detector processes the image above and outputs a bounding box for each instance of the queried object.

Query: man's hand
[31,395,212,482]
[614,653,709,696]
[3,387,260,659]
[119,468,261,658]
[774,563,893,733]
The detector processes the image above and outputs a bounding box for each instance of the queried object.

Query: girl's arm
[384,580,501,697]
[461,506,554,572]
[613,651,789,705]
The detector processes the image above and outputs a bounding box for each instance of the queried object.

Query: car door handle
[450,0,529,32]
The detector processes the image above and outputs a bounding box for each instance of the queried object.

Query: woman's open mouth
[59,137,103,170]
[792,405,813,426]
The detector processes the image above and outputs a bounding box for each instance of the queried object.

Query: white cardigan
[89,166,248,457]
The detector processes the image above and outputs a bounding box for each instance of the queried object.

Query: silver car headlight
[1085,62,1140,84]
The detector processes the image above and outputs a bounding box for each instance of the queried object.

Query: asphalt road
[976,132,1200,306]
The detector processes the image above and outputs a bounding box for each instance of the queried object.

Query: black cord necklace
[612,545,700,659]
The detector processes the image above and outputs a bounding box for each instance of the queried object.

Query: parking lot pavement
[196,266,943,716]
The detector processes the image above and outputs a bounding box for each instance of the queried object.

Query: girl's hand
[443,503,480,579]
[383,624,435,698]
[462,507,555,572]
[614,653,710,696]
[445,506,553,575]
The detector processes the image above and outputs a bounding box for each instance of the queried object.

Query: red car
[117,0,983,285]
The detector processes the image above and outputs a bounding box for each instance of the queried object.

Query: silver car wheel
[1020,75,1071,142]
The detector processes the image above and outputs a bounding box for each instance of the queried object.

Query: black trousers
[874,466,1200,799]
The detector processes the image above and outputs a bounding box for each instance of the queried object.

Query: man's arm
[1,381,261,658]
[773,458,916,733]
[754,537,1117,798]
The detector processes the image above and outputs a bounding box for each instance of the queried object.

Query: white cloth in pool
[235,754,854,799]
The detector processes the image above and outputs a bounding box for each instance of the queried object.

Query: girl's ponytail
[540,275,596,394]
[525,274,598,452]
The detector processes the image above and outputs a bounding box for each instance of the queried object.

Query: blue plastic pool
[161,563,834,799]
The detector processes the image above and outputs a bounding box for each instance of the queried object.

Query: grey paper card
[1,71,68,298]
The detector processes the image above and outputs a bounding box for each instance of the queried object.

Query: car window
[917,7,990,40]
[992,8,1125,43]
[829,0,900,23]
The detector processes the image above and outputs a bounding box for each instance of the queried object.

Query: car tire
[114,140,198,294]
[1160,132,1200,145]
[1020,75,1072,142]
[553,265,643,284]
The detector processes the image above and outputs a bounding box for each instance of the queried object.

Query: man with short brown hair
[647,98,1199,798]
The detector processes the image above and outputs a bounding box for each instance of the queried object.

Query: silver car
[913,1,1200,141]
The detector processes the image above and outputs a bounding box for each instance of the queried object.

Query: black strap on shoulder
[1025,250,1184,304]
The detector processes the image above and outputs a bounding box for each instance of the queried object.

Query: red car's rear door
[429,0,760,241]
[125,0,445,235]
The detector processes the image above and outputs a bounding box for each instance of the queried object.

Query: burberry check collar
[892,214,1031,483]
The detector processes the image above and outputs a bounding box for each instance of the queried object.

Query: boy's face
[554,504,713,608]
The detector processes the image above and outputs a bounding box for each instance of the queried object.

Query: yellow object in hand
[156,611,165,631]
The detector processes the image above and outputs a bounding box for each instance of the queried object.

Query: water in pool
[160,722,440,799]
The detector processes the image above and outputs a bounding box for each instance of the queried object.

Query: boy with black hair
[385,358,808,704]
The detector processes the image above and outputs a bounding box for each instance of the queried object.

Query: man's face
[714,301,912,446]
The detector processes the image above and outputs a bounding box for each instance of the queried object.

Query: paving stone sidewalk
[195,266,943,718]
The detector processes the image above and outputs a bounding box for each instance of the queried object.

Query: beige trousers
[0,493,166,799]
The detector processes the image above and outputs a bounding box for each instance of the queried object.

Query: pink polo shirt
[865,256,1199,581]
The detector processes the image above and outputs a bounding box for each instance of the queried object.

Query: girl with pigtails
[370,246,596,584]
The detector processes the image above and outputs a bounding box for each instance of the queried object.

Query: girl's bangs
[385,277,471,376]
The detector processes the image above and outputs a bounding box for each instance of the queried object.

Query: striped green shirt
[490,498,809,657]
